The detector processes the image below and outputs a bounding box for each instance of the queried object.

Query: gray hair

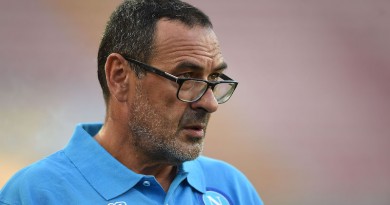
[97,0,213,104]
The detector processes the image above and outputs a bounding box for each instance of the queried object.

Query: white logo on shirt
[202,191,230,205]
[108,202,127,205]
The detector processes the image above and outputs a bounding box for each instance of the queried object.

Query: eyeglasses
[122,55,238,104]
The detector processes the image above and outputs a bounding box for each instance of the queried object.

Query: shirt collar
[182,158,207,194]
[63,123,144,200]
[63,123,207,199]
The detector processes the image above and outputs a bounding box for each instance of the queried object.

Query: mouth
[182,124,206,139]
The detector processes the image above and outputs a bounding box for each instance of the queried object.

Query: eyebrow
[174,61,228,73]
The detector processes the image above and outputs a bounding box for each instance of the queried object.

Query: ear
[105,53,131,102]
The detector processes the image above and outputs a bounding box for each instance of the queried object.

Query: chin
[166,146,203,165]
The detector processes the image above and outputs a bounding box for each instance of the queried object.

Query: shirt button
[143,180,151,187]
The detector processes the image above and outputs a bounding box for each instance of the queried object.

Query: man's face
[128,19,225,164]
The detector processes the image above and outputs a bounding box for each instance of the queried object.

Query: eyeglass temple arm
[122,55,237,84]
[220,73,237,82]
[123,56,178,83]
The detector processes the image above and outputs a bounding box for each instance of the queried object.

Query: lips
[182,124,206,138]
[185,124,204,130]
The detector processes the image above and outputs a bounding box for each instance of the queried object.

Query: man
[0,0,263,204]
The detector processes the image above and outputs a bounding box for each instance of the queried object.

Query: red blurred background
[1,1,389,204]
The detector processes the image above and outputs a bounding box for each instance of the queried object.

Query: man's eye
[178,72,192,79]
[209,73,221,81]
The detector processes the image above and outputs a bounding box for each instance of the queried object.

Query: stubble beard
[128,84,209,165]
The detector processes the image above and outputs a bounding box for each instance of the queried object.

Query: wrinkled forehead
[151,19,223,65]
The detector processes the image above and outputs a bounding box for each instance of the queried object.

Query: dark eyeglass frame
[121,55,238,104]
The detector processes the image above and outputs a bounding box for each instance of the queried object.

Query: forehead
[150,19,224,71]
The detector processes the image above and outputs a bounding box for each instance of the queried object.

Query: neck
[94,118,176,192]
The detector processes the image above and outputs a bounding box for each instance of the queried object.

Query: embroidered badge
[107,202,127,205]
[202,190,230,205]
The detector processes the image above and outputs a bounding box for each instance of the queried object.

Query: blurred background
[1,0,389,204]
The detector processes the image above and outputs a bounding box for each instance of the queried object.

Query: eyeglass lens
[214,82,236,103]
[177,80,235,103]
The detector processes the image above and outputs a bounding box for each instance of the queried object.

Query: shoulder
[0,151,78,204]
[191,156,264,205]
[194,155,245,178]
[195,155,233,167]
[6,151,72,183]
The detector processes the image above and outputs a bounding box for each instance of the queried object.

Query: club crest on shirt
[107,202,127,205]
[202,190,231,205]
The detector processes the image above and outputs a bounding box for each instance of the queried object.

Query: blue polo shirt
[0,123,263,205]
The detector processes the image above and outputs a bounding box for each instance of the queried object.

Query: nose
[190,88,219,113]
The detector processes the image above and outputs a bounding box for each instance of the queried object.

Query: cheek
[143,78,186,123]
[144,77,178,101]
[148,82,180,108]
[161,96,188,128]
[163,100,187,124]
